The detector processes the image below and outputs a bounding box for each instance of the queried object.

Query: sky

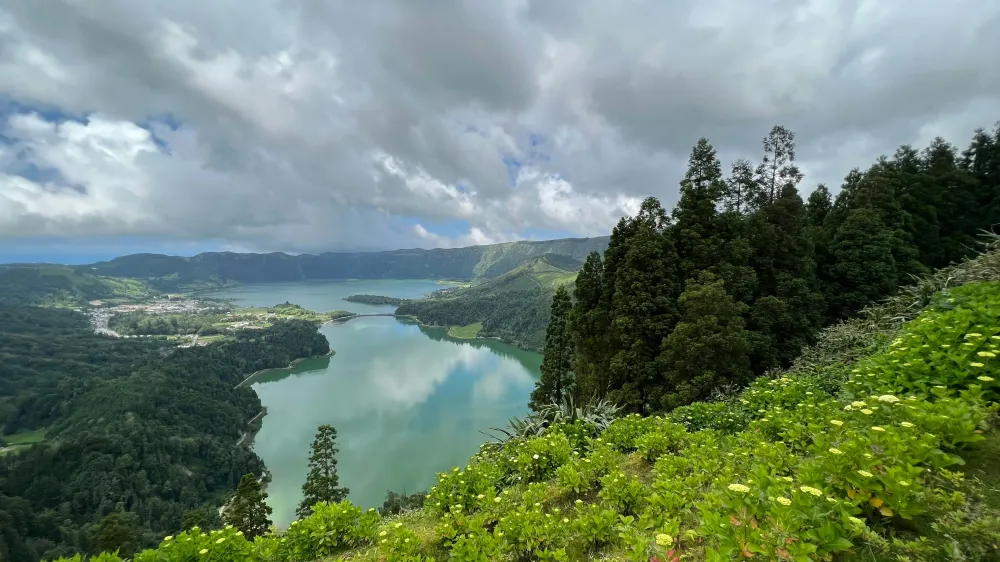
[0,0,998,263]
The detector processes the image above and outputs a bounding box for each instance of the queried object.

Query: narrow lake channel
[206,280,542,527]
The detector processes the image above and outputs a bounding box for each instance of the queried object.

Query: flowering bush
[633,418,687,462]
[278,501,379,560]
[601,414,659,452]
[424,463,500,516]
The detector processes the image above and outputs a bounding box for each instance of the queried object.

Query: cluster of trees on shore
[533,123,1000,413]
[343,294,409,306]
[0,310,329,562]
[397,289,553,351]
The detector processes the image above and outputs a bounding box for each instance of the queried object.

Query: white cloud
[0,0,997,253]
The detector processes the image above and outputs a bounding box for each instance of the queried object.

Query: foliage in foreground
[71,281,1000,561]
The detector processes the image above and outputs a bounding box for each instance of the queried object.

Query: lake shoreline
[205,279,542,527]
[234,348,336,389]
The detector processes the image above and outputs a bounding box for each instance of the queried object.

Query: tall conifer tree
[659,272,751,409]
[224,474,272,539]
[531,285,574,410]
[297,425,349,518]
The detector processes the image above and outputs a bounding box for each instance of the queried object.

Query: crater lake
[205,279,542,527]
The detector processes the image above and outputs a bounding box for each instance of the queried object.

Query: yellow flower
[494,496,502,503]
[900,421,915,428]
[978,351,997,358]
[775,497,792,506]
[799,486,823,497]
[199,549,209,555]
[394,522,403,528]
[861,409,874,415]
[476,494,485,500]
[575,499,583,505]
[829,448,843,455]
[848,516,865,526]
[655,534,674,547]
[780,476,794,482]
[857,470,873,478]
[877,395,899,403]
[532,453,540,460]
[971,362,985,368]
[871,426,885,432]
[978,375,995,382]
[164,536,174,542]
[728,483,750,493]
[563,517,570,523]
[851,400,868,408]
[379,531,387,537]
[216,538,225,544]
[830,419,844,426]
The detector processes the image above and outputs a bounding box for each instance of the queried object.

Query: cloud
[0,0,997,254]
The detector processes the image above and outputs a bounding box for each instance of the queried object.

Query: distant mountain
[78,237,610,292]
[396,253,584,351]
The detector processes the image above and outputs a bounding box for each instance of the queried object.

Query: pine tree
[920,138,977,266]
[530,285,574,410]
[826,207,898,320]
[93,511,141,557]
[180,508,207,531]
[568,252,605,400]
[297,425,349,518]
[224,474,272,539]
[754,125,803,206]
[805,185,833,227]
[658,272,751,410]
[608,198,681,412]
[746,186,825,371]
[674,138,726,280]
[722,158,758,214]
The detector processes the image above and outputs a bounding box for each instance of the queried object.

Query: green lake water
[205,280,542,527]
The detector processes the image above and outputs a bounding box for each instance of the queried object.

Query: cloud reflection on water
[251,316,538,527]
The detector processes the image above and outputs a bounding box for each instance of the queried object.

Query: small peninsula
[343,294,410,306]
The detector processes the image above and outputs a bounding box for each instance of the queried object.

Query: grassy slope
[0,428,48,456]
[84,246,1000,562]
[447,322,483,339]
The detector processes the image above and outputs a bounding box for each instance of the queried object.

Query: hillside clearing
[447,322,482,339]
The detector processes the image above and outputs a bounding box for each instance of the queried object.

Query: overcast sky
[1,0,998,262]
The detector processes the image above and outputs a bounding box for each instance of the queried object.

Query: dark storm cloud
[0,0,997,251]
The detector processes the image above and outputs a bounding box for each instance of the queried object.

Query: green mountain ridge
[75,237,609,292]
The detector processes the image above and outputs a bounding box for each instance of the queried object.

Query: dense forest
[0,309,330,562]
[397,255,581,351]
[533,123,1000,414]
[398,289,553,350]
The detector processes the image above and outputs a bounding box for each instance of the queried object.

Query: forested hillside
[533,123,1000,414]
[397,254,581,351]
[0,310,330,562]
[78,238,609,292]
[0,265,158,307]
